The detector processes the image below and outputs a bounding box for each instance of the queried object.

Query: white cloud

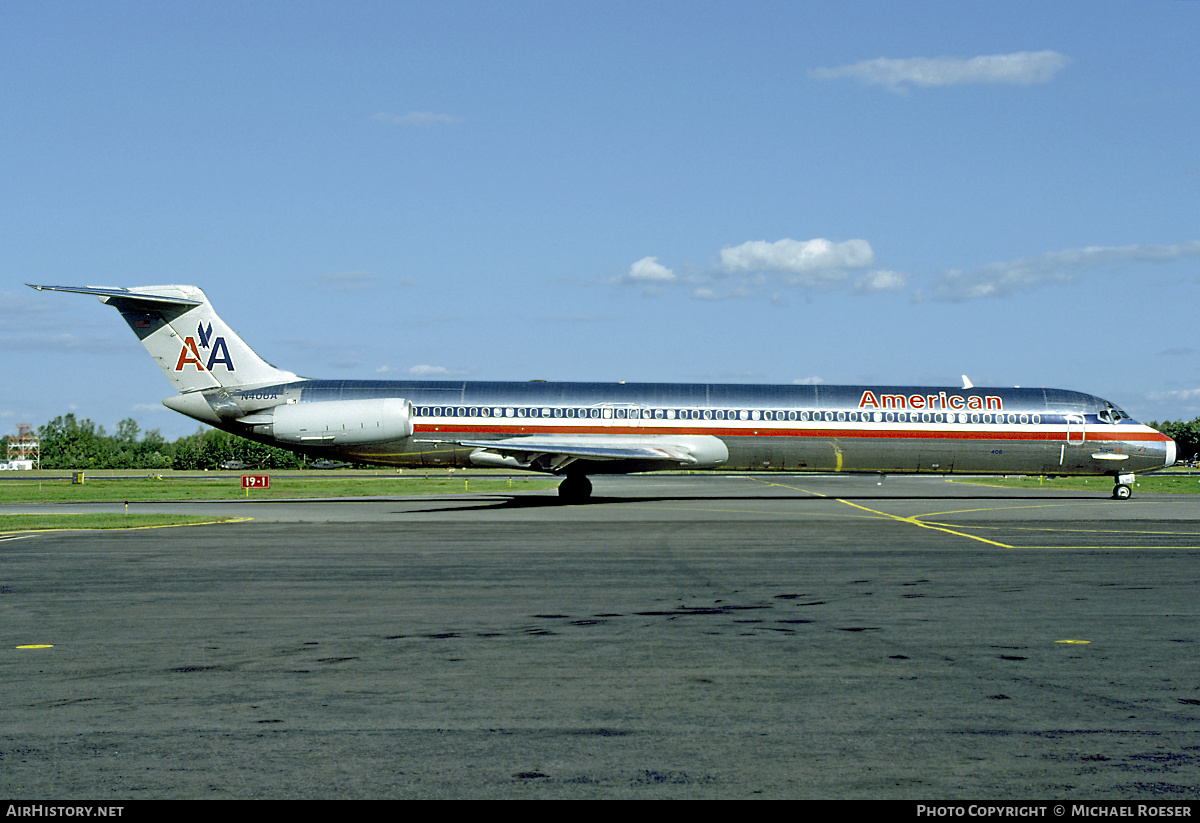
[854,270,908,293]
[619,237,890,300]
[628,256,675,282]
[1148,388,1200,402]
[372,111,465,126]
[720,238,874,274]
[409,364,449,376]
[792,376,825,385]
[810,51,1071,93]
[925,241,1200,302]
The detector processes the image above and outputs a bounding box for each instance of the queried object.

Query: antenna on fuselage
[961,375,974,389]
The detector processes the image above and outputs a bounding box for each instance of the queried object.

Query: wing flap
[458,439,695,462]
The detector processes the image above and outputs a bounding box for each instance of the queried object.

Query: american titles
[858,390,1003,411]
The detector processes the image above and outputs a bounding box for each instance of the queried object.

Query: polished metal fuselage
[210,379,1175,477]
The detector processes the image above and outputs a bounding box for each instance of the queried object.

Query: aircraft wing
[450,434,729,472]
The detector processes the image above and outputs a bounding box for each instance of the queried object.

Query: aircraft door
[1065,413,1086,445]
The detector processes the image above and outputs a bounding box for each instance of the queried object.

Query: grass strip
[1,513,244,532]
[0,472,558,503]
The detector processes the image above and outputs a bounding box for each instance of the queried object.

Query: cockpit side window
[1101,405,1129,424]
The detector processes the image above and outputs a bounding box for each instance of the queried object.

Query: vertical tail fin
[28,284,301,393]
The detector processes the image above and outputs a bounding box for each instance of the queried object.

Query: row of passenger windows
[413,406,1044,425]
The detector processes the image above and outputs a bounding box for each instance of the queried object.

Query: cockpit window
[1102,404,1130,423]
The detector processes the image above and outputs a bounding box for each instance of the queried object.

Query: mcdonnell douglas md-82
[31,283,1176,501]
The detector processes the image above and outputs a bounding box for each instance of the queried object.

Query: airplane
[30,283,1176,501]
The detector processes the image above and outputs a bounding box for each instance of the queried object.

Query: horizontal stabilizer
[27,284,202,308]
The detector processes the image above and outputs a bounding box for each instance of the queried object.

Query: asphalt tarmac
[3,474,1199,799]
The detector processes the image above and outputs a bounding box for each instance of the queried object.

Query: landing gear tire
[1112,483,1132,500]
[558,474,592,502]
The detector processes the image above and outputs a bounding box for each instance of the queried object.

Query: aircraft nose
[1164,437,1177,468]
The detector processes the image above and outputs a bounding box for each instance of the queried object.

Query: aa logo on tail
[175,322,235,372]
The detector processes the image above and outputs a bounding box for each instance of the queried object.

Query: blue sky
[3,1,1199,439]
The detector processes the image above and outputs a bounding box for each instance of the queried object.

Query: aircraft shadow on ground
[389,491,1111,514]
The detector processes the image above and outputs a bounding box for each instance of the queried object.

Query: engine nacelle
[270,398,413,446]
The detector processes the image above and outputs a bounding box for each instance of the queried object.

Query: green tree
[134,428,172,469]
[38,414,112,469]
[196,429,237,469]
[1151,419,1200,464]
[172,436,201,470]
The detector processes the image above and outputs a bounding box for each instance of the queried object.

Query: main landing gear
[557,473,592,502]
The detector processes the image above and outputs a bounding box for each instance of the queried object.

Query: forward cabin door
[1061,412,1086,467]
[1065,413,1086,445]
